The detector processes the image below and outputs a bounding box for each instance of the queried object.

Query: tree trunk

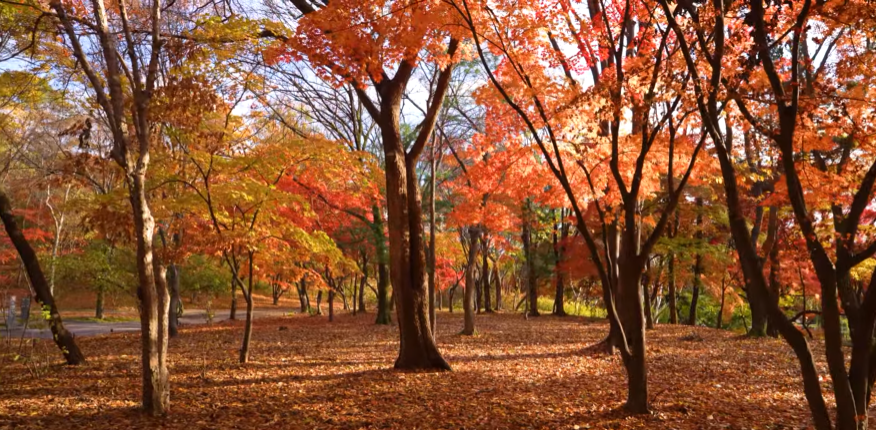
[376,261,391,324]
[230,275,238,321]
[316,290,323,316]
[358,257,367,313]
[766,242,781,338]
[522,214,539,317]
[688,260,701,326]
[716,278,726,330]
[552,210,568,316]
[617,244,648,414]
[482,236,492,313]
[495,266,501,311]
[668,254,678,324]
[239,286,254,364]
[130,174,170,415]
[688,197,704,326]
[0,189,85,365]
[376,84,450,371]
[329,290,335,322]
[168,264,180,337]
[298,277,309,313]
[462,227,480,335]
[429,141,438,333]
[96,284,105,320]
[643,272,654,330]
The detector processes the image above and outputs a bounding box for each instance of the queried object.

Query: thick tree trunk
[462,227,480,335]
[617,245,648,414]
[0,189,85,365]
[298,277,309,313]
[168,265,180,337]
[329,290,335,322]
[380,106,448,371]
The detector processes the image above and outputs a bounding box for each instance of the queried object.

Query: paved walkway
[3,308,296,339]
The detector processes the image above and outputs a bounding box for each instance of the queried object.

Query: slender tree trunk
[766,242,781,337]
[688,197,704,326]
[373,206,392,325]
[96,284,105,320]
[495,266,501,311]
[239,254,255,364]
[668,253,678,324]
[552,211,568,316]
[523,213,539,317]
[482,236,492,313]
[429,141,437,333]
[716,277,726,330]
[688,258,701,326]
[462,227,480,335]
[0,189,85,365]
[359,256,368,313]
[230,275,238,321]
[643,271,654,330]
[168,264,180,337]
[316,290,323,316]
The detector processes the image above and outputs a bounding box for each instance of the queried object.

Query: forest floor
[0,312,837,429]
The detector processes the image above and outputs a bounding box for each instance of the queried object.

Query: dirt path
[4,307,297,339]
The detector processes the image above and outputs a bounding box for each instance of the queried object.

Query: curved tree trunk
[0,189,85,365]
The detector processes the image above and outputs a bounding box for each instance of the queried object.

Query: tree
[452,0,706,412]
[282,0,467,370]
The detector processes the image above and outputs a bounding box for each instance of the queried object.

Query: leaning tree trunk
[168,264,180,337]
[462,227,480,335]
[0,189,85,365]
[316,290,324,316]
